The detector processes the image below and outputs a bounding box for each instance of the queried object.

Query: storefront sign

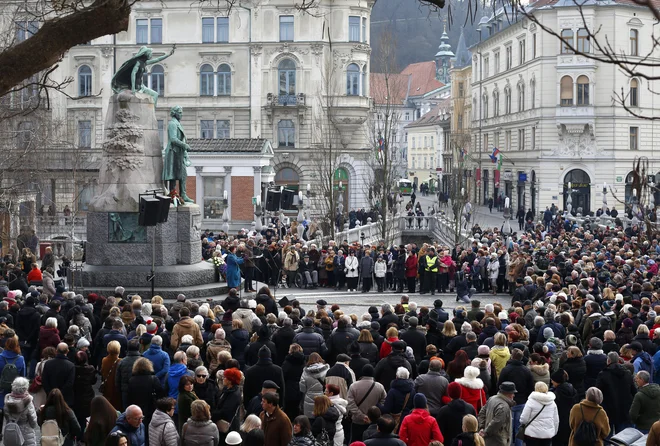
[518,173,527,182]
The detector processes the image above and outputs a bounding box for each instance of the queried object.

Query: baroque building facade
[470,0,660,217]
[46,0,374,228]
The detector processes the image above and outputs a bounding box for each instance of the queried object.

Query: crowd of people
[0,203,658,446]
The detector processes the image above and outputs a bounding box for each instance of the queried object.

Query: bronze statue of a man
[163,106,194,203]
[111,45,175,106]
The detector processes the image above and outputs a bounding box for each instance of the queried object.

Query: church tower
[435,20,454,84]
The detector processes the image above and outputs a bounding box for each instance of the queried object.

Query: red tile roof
[400,61,444,97]
[369,73,410,105]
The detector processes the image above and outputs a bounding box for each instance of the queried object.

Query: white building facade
[48,0,375,223]
[471,0,660,217]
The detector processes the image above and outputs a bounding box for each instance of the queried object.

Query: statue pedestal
[82,204,226,299]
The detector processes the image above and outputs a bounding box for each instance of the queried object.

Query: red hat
[447,382,462,399]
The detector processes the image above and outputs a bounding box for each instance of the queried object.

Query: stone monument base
[82,204,224,300]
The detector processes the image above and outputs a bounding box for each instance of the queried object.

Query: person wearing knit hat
[436,382,477,446]
[399,393,443,446]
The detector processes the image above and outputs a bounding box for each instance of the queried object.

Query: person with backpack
[0,335,26,427]
[629,370,660,433]
[630,342,655,376]
[568,387,610,446]
[2,377,37,446]
[39,388,81,446]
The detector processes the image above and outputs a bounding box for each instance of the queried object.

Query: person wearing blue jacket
[111,405,146,446]
[165,350,193,402]
[225,246,244,289]
[142,335,170,385]
[0,336,27,411]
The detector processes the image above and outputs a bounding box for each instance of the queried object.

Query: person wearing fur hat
[454,365,488,414]
[398,393,443,446]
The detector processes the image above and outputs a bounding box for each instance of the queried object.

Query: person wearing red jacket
[453,365,488,414]
[404,250,418,294]
[399,394,443,446]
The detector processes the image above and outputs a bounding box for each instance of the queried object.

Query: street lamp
[360,231,366,246]
[221,190,230,234]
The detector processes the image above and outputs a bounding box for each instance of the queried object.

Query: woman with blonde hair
[127,357,164,426]
[489,332,510,378]
[519,382,559,445]
[451,414,484,446]
[100,340,122,410]
[441,320,457,350]
[181,400,219,446]
[310,396,340,443]
[239,414,264,446]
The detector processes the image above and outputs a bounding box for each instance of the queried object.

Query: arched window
[630,78,639,106]
[347,63,360,96]
[275,167,300,210]
[78,65,92,97]
[278,119,295,147]
[217,64,231,96]
[362,66,367,96]
[560,76,573,106]
[577,75,589,105]
[518,84,525,111]
[200,64,214,96]
[150,65,164,96]
[561,29,574,54]
[577,29,589,53]
[278,59,296,104]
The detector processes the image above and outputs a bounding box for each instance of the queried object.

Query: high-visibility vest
[425,255,438,273]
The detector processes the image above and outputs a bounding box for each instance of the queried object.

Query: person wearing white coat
[519,382,559,446]
[328,389,348,446]
[487,253,500,295]
[344,252,359,292]
[374,257,387,293]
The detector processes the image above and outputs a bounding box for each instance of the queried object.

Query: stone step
[80,281,233,302]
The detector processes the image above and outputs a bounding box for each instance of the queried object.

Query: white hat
[463,366,481,380]
[226,432,242,445]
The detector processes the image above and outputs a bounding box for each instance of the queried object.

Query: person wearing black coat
[496,351,535,407]
[399,319,427,362]
[255,292,278,318]
[374,343,413,392]
[369,324,385,351]
[459,334,479,360]
[561,350,587,398]
[379,376,415,423]
[282,347,305,421]
[126,357,165,427]
[272,321,296,366]
[42,346,76,406]
[15,296,42,376]
[349,342,370,379]
[583,338,608,389]
[221,291,241,313]
[240,428,265,446]
[116,340,142,410]
[217,371,243,444]
[311,404,340,441]
[293,320,328,357]
[551,370,579,445]
[633,331,657,355]
[92,318,113,367]
[243,346,285,404]
[358,336,379,366]
[229,326,250,368]
[193,368,221,421]
[73,351,97,430]
[327,319,358,364]
[436,383,477,446]
[378,309,399,336]
[244,326,278,367]
[41,303,67,338]
[596,355,637,433]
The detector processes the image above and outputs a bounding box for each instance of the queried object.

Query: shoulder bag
[391,392,411,434]
[516,404,546,441]
[99,359,118,394]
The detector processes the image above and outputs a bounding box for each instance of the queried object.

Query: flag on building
[377,135,385,161]
[489,147,500,163]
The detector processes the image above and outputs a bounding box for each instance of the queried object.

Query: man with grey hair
[114,286,125,298]
[165,350,193,401]
[42,342,75,406]
[630,370,660,432]
[596,351,636,434]
[414,359,448,416]
[143,335,170,384]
